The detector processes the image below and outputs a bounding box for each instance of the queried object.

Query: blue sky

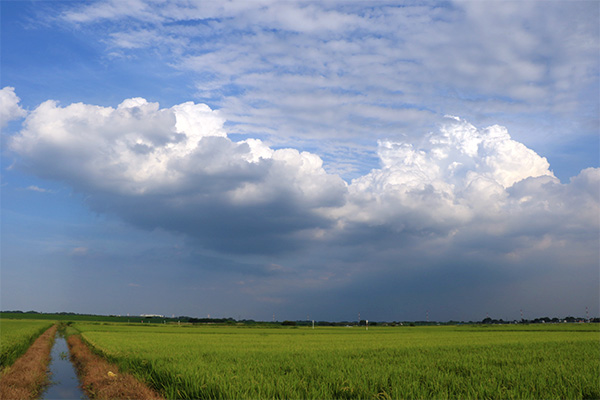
[1,0,598,322]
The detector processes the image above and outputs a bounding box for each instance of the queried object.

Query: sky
[1,0,598,322]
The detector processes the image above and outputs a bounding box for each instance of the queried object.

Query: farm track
[0,325,57,399]
[67,334,164,400]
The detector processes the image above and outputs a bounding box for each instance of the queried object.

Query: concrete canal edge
[0,325,57,399]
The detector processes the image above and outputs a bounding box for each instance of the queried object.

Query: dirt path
[0,325,57,399]
[67,334,164,399]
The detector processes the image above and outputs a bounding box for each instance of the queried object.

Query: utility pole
[586,306,589,322]
[520,309,524,323]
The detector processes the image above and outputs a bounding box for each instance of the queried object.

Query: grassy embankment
[0,321,57,399]
[67,331,163,400]
[72,323,600,399]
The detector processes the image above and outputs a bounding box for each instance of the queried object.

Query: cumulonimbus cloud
[8,89,599,256]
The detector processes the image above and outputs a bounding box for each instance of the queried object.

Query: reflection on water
[42,333,87,400]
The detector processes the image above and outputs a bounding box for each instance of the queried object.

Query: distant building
[140,314,164,318]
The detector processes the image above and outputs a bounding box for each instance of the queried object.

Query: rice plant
[0,319,54,369]
[74,323,600,399]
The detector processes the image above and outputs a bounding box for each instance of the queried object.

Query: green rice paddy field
[0,319,54,369]
[73,323,600,399]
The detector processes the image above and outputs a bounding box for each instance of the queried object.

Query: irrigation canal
[42,333,87,400]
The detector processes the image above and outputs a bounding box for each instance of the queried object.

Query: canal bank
[67,334,164,399]
[0,325,56,399]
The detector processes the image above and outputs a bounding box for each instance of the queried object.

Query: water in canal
[41,333,87,400]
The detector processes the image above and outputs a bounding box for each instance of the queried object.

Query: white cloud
[25,185,52,193]
[9,93,598,259]
[62,0,161,24]
[11,98,236,193]
[70,246,89,256]
[10,95,347,253]
[6,89,598,319]
[1,87,27,128]
[5,1,597,320]
[339,117,557,230]
[52,1,598,179]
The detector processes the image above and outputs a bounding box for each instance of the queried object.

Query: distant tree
[281,320,296,326]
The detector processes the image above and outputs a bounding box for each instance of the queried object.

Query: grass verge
[0,325,57,399]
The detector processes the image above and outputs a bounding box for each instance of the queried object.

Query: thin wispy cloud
[54,1,598,179]
[70,247,89,256]
[25,185,53,193]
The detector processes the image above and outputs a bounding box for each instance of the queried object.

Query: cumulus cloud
[12,97,227,193]
[10,95,347,254]
[6,90,599,319]
[1,87,27,128]
[5,1,598,320]
[9,93,599,261]
[341,117,556,230]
